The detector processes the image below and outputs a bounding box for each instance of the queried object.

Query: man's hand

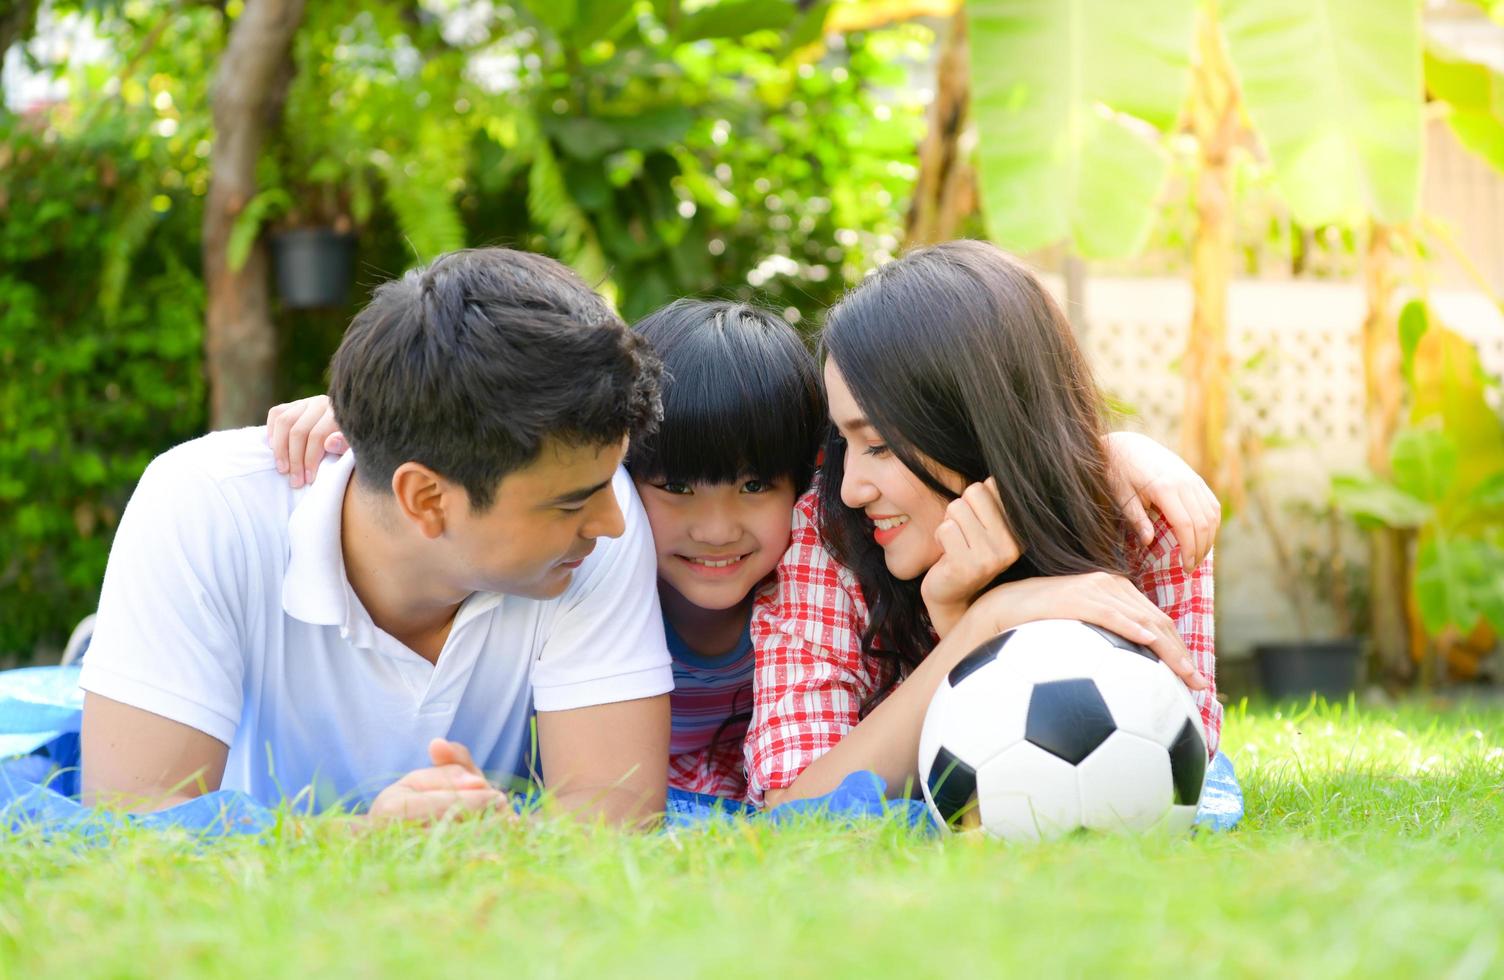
[367,738,511,825]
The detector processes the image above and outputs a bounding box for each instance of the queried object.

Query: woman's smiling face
[824,357,965,581]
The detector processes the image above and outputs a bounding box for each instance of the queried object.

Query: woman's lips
[870,514,909,547]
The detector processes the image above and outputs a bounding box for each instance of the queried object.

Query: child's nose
[690,512,740,546]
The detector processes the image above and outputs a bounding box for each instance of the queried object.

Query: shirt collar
[281,451,508,636]
[282,450,358,628]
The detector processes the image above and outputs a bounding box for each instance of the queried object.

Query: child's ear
[391,462,450,539]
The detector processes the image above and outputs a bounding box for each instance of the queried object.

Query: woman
[745,241,1219,807]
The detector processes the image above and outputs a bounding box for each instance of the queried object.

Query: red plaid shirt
[743,488,1220,806]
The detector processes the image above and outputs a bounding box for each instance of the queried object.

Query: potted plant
[1240,433,1368,700]
[1330,302,1504,686]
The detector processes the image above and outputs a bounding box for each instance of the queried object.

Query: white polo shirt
[79,427,672,809]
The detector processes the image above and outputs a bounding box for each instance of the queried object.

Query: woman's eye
[658,482,692,495]
[863,444,891,458]
[741,479,769,494]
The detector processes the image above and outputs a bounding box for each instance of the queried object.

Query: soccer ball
[917,619,1207,841]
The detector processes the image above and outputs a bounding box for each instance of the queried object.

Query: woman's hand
[920,478,1021,638]
[968,572,1209,691]
[1104,431,1220,571]
[265,395,345,489]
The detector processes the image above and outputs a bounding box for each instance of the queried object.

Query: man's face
[444,436,630,599]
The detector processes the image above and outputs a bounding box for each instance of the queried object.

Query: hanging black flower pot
[272,227,356,309]
[1253,639,1363,701]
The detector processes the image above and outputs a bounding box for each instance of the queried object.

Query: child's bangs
[627,300,824,490]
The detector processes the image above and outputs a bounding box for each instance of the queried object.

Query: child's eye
[863,444,891,458]
[656,482,692,495]
[741,479,770,494]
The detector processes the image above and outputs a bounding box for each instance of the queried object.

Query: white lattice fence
[1041,276,1504,660]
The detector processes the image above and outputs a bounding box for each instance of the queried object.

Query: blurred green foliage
[0,0,926,658]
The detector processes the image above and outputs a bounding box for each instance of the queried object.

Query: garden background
[8,0,1504,703]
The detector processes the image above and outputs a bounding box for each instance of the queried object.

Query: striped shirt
[664,615,754,799]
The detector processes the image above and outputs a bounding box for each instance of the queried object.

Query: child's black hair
[626,299,825,494]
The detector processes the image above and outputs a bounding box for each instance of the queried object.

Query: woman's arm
[756,565,1204,808]
[1135,513,1221,756]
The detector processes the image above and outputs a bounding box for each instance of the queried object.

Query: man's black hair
[329,247,663,510]
[626,299,824,495]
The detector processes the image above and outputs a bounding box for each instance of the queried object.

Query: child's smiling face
[635,476,797,612]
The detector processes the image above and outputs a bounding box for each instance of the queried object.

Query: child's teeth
[693,556,741,568]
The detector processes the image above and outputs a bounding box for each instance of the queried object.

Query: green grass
[4,699,1503,979]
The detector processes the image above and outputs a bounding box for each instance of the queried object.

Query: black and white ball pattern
[917,619,1207,841]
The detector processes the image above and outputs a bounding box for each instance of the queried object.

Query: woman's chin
[881,548,931,583]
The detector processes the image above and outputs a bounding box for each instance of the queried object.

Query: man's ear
[391,462,452,539]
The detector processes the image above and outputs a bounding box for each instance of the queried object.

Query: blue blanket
[0,664,1242,837]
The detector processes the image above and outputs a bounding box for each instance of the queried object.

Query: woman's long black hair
[817,240,1130,713]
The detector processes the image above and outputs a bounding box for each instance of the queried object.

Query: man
[79,248,672,824]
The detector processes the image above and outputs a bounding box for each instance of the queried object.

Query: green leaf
[1390,427,1458,505]
[1398,298,1428,384]
[1221,0,1424,225]
[677,0,796,42]
[226,188,292,273]
[1330,472,1432,529]
[1425,42,1504,175]
[520,0,579,35]
[1414,533,1478,634]
[781,0,833,58]
[616,106,694,151]
[548,117,625,160]
[572,0,636,46]
[1408,319,1504,497]
[968,0,1194,258]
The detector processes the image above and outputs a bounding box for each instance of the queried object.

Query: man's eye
[558,505,585,514]
[741,479,770,494]
[657,482,692,495]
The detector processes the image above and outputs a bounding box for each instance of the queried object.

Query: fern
[98,187,158,325]
[524,117,613,297]
[380,116,468,264]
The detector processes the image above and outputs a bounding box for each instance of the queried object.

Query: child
[625,300,825,798]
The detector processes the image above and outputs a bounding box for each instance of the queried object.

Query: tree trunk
[1179,5,1239,497]
[0,0,41,65]
[1359,223,1416,687]
[904,11,975,247]
[203,0,306,429]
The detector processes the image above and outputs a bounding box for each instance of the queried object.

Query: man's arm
[528,473,675,825]
[80,693,229,810]
[535,694,670,825]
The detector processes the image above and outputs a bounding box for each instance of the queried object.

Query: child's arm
[1104,431,1221,571]
[265,395,345,488]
